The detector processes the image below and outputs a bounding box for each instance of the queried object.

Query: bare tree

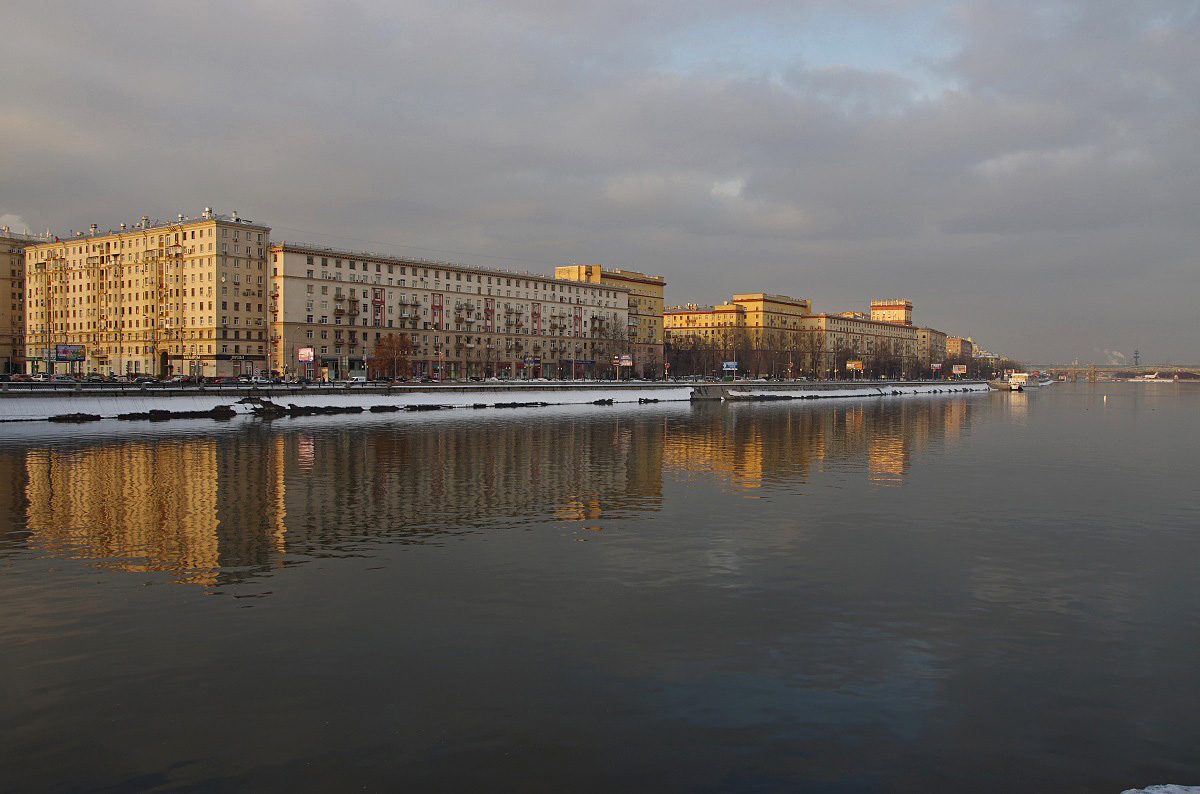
[372,333,416,380]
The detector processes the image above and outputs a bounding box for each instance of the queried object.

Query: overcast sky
[2,1,1197,364]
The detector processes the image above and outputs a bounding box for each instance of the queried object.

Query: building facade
[555,265,665,378]
[797,313,918,378]
[664,293,812,376]
[23,209,270,378]
[946,336,973,359]
[1,226,49,374]
[915,327,948,372]
[870,299,913,326]
[272,244,630,380]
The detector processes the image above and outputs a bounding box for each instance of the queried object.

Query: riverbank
[0,380,987,423]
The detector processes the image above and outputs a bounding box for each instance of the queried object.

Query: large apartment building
[2,226,49,374]
[798,313,918,377]
[271,243,630,380]
[555,265,665,378]
[664,293,813,376]
[23,209,270,377]
[915,327,948,371]
[664,293,812,346]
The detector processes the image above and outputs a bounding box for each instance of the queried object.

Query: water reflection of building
[661,399,973,489]
[275,416,664,547]
[12,414,666,585]
[9,398,974,585]
[23,442,223,584]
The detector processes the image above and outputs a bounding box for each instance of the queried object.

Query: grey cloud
[3,0,1198,362]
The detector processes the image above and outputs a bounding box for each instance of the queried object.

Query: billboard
[952,364,968,375]
[846,360,864,371]
[298,347,315,363]
[619,355,633,367]
[523,356,541,366]
[931,363,943,371]
[55,344,85,362]
[722,361,738,371]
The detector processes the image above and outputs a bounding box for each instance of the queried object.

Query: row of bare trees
[367,324,653,380]
[665,330,926,379]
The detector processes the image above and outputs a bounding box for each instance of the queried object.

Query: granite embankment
[0,381,988,423]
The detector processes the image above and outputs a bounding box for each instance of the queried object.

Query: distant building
[870,299,913,326]
[946,336,973,359]
[798,313,918,378]
[1,225,49,374]
[23,209,270,378]
[915,327,947,372]
[556,265,665,377]
[664,293,811,375]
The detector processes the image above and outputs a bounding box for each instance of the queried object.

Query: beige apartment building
[946,336,973,359]
[271,244,630,380]
[798,313,918,377]
[2,226,50,374]
[23,209,270,378]
[915,327,948,372]
[555,265,665,377]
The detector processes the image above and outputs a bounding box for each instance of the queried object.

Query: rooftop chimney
[89,223,98,235]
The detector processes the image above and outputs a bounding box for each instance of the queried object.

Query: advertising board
[298,347,315,363]
[846,360,864,371]
[722,361,738,371]
[952,364,968,375]
[55,344,85,362]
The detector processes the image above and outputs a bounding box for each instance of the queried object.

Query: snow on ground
[736,383,988,399]
[1121,786,1200,794]
[0,381,989,423]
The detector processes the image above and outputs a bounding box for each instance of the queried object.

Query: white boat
[1006,373,1040,391]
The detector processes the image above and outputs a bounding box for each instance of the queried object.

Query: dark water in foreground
[1,383,1197,793]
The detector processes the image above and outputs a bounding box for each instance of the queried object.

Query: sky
[2,0,1197,364]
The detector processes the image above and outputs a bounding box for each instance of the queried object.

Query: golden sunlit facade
[23,209,270,378]
[946,336,973,359]
[555,265,666,377]
[1,226,47,374]
[665,293,812,375]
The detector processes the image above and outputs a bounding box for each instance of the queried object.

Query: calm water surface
[1,383,1197,792]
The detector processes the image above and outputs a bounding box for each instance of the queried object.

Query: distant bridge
[1034,364,1200,381]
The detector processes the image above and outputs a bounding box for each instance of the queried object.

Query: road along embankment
[0,381,987,423]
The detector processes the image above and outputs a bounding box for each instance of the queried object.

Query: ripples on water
[1,383,1198,792]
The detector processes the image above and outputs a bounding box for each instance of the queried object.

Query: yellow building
[2,225,49,374]
[664,293,811,376]
[23,209,270,378]
[946,336,973,359]
[273,244,630,380]
[555,265,665,377]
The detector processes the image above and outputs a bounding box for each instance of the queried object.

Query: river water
[1,382,1197,792]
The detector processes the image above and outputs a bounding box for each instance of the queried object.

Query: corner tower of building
[870,299,912,326]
